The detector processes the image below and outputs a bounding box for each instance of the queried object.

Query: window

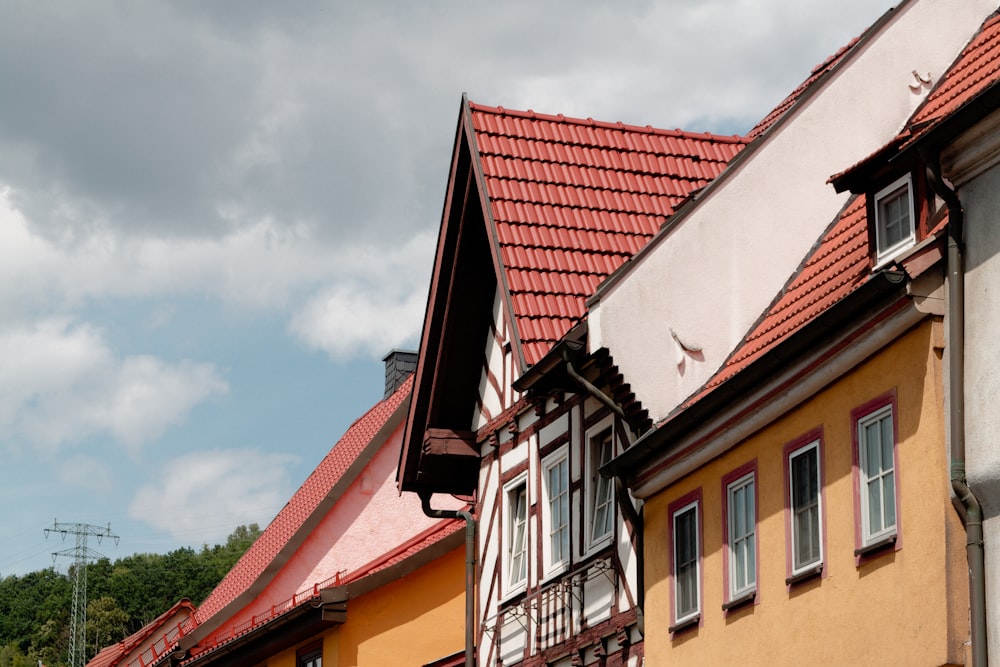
[725,470,756,601]
[298,643,322,667]
[874,175,915,263]
[670,495,701,629]
[856,402,897,548]
[787,439,823,578]
[542,453,570,572]
[506,479,528,590]
[588,427,615,547]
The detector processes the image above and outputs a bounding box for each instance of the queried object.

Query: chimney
[382,349,418,399]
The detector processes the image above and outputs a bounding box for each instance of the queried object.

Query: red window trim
[668,487,703,633]
[782,428,827,585]
[721,459,759,609]
[851,389,902,565]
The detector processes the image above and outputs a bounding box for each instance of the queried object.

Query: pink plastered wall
[205,418,464,641]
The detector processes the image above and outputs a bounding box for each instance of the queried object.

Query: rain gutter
[419,493,476,667]
[924,149,987,667]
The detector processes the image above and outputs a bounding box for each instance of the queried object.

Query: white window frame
[585,420,615,553]
[672,499,701,627]
[788,440,823,576]
[874,174,915,265]
[541,449,570,577]
[726,472,756,600]
[504,474,529,594]
[858,404,897,546]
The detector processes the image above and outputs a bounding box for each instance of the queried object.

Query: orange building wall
[263,544,464,667]
[643,320,968,666]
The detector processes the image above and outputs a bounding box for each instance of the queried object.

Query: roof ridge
[468,100,746,143]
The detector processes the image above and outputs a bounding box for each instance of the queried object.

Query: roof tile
[908,12,1000,138]
[468,101,749,365]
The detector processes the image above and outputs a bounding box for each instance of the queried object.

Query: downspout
[419,491,476,667]
[925,152,988,667]
[563,354,645,636]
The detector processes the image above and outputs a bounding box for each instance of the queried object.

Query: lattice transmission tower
[45,520,119,667]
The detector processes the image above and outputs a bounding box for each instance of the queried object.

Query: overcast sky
[0,0,892,576]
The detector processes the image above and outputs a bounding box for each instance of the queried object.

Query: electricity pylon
[45,520,119,667]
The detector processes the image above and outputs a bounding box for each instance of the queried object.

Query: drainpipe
[419,491,476,667]
[563,355,628,424]
[563,354,646,636]
[925,152,988,667]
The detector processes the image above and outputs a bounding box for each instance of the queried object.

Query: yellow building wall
[262,544,465,667]
[643,320,968,666]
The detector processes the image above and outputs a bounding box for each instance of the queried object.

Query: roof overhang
[511,321,588,395]
[397,98,502,497]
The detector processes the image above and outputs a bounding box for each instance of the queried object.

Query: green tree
[87,596,128,657]
[0,523,262,661]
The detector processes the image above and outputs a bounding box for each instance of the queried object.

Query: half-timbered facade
[398,98,747,666]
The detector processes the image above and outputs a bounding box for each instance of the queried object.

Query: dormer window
[874,175,915,264]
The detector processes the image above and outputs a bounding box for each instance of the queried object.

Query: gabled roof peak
[465,99,750,366]
[469,100,745,144]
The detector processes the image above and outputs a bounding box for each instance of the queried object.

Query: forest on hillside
[0,524,261,667]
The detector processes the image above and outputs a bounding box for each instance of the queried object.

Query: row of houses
[90,0,1000,665]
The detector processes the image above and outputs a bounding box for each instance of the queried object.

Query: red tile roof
[468,102,748,365]
[690,194,870,404]
[907,11,1000,140]
[86,599,195,667]
[195,375,413,624]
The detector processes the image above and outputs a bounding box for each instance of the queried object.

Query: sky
[0,0,892,577]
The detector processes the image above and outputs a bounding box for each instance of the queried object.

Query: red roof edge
[468,101,745,143]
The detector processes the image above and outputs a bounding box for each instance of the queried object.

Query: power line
[45,520,119,667]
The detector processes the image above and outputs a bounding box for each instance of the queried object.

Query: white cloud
[0,188,433,320]
[290,281,426,360]
[129,448,299,543]
[0,319,228,452]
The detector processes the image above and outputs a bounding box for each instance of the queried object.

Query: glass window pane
[675,506,698,617]
[790,447,820,570]
[732,487,742,535]
[865,422,880,475]
[881,417,894,469]
[591,432,615,543]
[884,472,896,528]
[868,479,882,534]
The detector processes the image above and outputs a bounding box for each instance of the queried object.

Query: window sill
[583,534,614,559]
[668,614,700,635]
[722,590,756,612]
[854,533,897,558]
[499,583,527,606]
[785,564,822,586]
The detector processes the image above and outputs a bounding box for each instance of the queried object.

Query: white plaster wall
[474,291,508,429]
[590,0,997,422]
[947,132,1000,662]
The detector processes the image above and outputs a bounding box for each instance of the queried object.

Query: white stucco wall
[589,0,998,422]
[944,111,1000,663]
